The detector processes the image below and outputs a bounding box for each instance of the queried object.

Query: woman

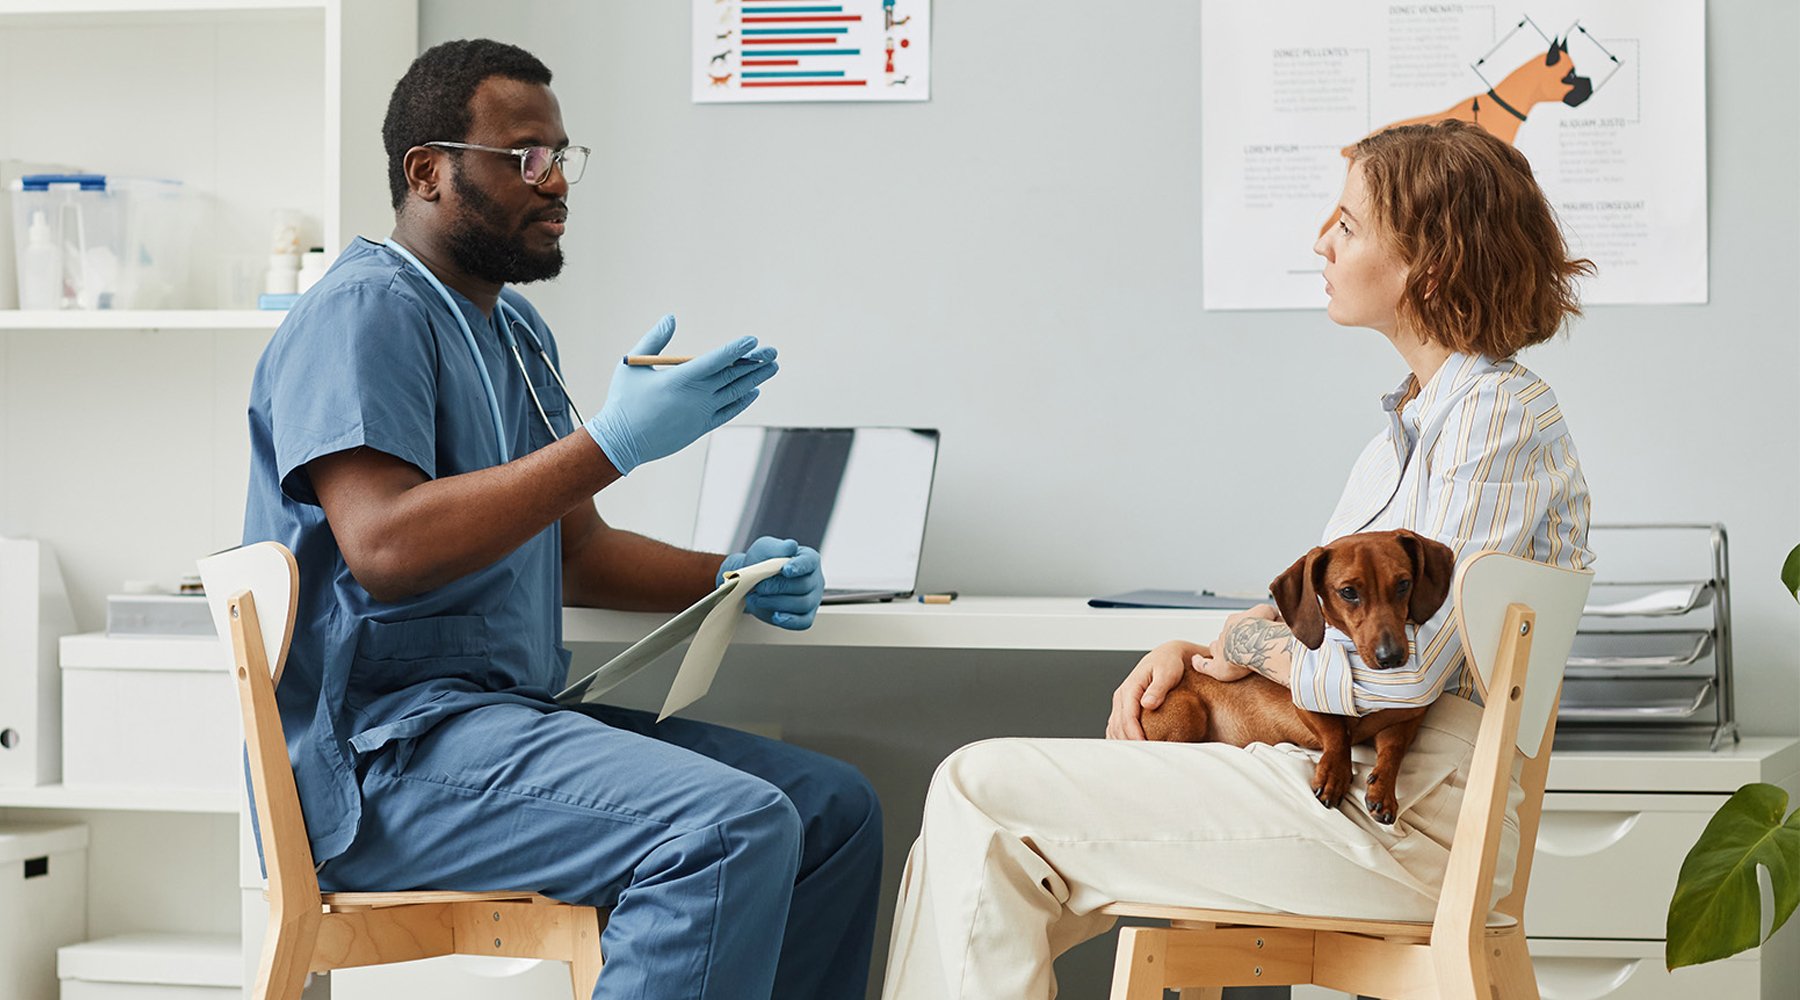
[880,119,1595,999]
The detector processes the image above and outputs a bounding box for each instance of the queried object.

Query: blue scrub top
[243,237,578,863]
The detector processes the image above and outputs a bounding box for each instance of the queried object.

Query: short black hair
[382,39,553,210]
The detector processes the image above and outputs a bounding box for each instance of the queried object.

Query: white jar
[296,248,330,294]
[264,251,298,295]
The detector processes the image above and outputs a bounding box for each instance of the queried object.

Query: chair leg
[1429,932,1489,1000]
[251,913,320,1000]
[1487,931,1540,1000]
[1111,927,1171,1000]
[568,906,603,999]
[1169,920,1222,998]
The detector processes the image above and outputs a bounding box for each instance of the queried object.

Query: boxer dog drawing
[1320,36,1593,235]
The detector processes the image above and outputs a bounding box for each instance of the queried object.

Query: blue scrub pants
[315,700,883,1000]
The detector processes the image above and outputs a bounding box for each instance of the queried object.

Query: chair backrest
[196,542,318,906]
[1433,550,1591,941]
[1451,551,1591,759]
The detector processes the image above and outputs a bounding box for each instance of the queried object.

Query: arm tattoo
[1224,619,1293,679]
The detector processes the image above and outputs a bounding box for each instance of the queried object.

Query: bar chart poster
[694,0,931,103]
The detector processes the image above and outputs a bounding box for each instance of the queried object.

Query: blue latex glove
[583,315,778,475]
[719,537,825,630]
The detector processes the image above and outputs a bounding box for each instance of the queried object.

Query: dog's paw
[1311,758,1352,809]
[1365,775,1399,825]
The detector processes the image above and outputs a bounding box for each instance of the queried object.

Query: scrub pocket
[347,614,493,699]
[528,382,569,448]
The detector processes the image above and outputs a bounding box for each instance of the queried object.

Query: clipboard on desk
[556,557,789,720]
[1087,589,1273,610]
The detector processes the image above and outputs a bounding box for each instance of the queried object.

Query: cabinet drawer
[1528,938,1758,1000]
[1291,940,1760,1000]
[331,956,570,999]
[1525,792,1723,938]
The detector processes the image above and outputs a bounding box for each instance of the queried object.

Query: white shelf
[1546,736,1800,793]
[0,310,285,330]
[0,782,238,814]
[564,597,1232,653]
[0,0,324,15]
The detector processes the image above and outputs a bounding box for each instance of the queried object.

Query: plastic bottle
[18,210,60,310]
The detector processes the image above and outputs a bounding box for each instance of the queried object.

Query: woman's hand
[1107,640,1202,740]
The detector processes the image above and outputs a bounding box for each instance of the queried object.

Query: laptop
[692,426,940,604]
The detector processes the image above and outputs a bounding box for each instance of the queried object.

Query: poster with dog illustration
[694,0,930,103]
[1202,1,1705,309]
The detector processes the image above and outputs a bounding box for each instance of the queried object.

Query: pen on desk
[624,354,774,367]
[918,592,958,604]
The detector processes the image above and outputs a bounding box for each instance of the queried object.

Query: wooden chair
[198,541,605,1000]
[1103,550,1592,1000]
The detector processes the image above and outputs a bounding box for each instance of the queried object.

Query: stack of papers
[1582,584,1708,617]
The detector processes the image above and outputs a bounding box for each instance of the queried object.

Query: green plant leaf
[1666,782,1800,970]
[1783,542,1800,602]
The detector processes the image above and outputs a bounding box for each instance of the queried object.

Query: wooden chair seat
[200,543,606,999]
[1103,551,1593,1000]
[1100,901,1517,940]
[257,888,555,911]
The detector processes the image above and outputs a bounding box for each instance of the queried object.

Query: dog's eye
[1337,587,1359,603]
[1397,580,1412,594]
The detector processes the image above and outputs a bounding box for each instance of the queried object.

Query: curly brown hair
[1349,120,1593,357]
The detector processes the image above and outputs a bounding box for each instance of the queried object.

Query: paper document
[1582,584,1707,617]
[556,557,789,720]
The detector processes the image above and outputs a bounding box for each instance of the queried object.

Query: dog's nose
[1373,636,1407,669]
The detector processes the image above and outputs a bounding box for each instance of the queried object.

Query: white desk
[561,597,1233,653]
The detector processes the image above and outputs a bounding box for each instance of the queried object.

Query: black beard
[444,168,564,285]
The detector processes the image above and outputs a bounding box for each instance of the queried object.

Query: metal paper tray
[1581,580,1714,617]
[1558,677,1714,721]
[1566,630,1711,669]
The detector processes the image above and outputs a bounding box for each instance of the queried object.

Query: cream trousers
[880,694,1522,1000]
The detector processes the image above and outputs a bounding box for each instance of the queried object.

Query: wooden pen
[623,354,773,367]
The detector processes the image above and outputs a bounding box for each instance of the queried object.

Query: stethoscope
[384,238,585,464]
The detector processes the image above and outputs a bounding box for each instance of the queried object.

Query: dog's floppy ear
[1394,529,1455,624]
[1271,546,1329,649]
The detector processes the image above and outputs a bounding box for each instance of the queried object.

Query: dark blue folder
[1087,590,1273,610]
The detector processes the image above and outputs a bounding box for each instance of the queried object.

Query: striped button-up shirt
[1290,352,1593,716]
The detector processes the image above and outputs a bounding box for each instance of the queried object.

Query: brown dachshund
[1141,529,1455,823]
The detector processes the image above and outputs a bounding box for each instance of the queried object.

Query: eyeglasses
[424,141,591,185]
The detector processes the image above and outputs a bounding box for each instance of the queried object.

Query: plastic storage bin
[9,174,189,310]
[105,595,217,639]
[0,822,89,1000]
[60,640,238,793]
[58,933,240,1000]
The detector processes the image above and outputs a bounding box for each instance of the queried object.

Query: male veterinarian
[241,39,882,1000]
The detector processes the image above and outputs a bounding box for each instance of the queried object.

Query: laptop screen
[692,427,940,594]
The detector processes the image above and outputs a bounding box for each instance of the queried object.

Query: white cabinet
[1529,737,1800,1000]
